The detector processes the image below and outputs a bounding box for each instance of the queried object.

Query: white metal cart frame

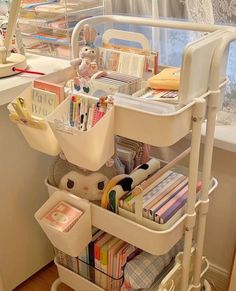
[48,15,236,291]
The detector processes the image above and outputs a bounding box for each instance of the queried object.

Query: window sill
[201,123,236,153]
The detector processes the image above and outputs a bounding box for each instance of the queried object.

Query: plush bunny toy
[48,156,124,201]
[70,24,98,79]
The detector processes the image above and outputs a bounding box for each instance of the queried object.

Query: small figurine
[70,24,98,93]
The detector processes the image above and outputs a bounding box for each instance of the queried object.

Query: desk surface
[0,53,70,106]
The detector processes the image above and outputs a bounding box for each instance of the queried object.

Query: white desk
[0,53,70,106]
[0,54,69,291]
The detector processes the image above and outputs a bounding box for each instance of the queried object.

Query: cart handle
[71,15,231,58]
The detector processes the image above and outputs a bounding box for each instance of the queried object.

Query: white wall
[0,105,55,291]
[204,147,236,273]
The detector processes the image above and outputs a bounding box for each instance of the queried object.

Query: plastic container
[114,94,194,147]
[44,178,217,256]
[19,0,104,59]
[7,86,60,156]
[117,168,218,231]
[47,95,115,171]
[55,256,105,291]
[35,190,92,257]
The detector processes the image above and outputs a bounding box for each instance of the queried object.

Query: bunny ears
[79,24,97,48]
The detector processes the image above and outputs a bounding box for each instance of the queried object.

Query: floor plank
[14,263,73,291]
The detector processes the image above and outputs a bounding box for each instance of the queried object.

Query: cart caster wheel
[51,278,62,291]
[201,279,212,291]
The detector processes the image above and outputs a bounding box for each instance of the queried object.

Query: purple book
[159,195,187,224]
[150,181,188,220]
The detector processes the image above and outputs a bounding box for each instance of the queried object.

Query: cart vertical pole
[180,100,206,291]
[192,31,233,290]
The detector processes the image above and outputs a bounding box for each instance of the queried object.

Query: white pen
[80,97,89,131]
[87,103,95,130]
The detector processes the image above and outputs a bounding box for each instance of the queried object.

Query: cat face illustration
[51,212,69,224]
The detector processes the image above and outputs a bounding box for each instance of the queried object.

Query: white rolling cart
[33,16,235,291]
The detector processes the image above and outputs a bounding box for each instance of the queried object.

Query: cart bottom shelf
[53,250,210,291]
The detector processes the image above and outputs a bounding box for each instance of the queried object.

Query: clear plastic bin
[19,1,104,59]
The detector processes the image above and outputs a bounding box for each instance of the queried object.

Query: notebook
[42,201,83,232]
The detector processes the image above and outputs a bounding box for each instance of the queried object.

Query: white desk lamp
[0,0,27,77]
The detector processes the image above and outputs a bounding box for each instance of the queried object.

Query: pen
[87,103,95,130]
[79,97,89,131]
[69,96,75,127]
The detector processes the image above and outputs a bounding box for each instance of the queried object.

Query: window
[111,0,236,124]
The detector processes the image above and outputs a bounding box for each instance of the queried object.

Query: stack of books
[119,170,202,224]
[92,71,142,96]
[57,229,140,290]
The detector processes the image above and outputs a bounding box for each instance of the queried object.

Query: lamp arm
[4,0,21,54]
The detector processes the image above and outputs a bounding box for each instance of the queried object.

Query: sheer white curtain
[110,0,236,123]
[111,0,190,65]
[186,0,236,122]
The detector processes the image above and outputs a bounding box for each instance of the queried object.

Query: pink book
[34,79,65,103]
[42,201,83,232]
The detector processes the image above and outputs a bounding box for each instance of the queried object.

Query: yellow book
[148,67,180,91]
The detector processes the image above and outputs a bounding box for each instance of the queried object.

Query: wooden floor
[14,263,73,291]
[13,262,224,291]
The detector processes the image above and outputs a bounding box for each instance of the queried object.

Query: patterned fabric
[123,239,184,290]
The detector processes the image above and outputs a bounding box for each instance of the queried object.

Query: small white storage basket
[35,190,92,257]
[114,100,194,148]
[47,95,115,171]
[7,86,61,156]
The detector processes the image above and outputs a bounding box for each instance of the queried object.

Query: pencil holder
[35,190,92,257]
[7,86,61,156]
[47,95,115,171]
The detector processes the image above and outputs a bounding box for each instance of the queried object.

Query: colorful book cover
[94,233,113,286]
[42,201,83,232]
[33,79,65,103]
[108,240,126,279]
[87,229,103,281]
[89,230,103,267]
[118,244,137,278]
[32,87,58,118]
[159,195,188,224]
[156,181,202,223]
[148,177,189,220]
[100,237,116,289]
[106,237,121,290]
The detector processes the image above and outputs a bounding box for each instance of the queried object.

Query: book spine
[149,178,188,220]
[159,195,187,224]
